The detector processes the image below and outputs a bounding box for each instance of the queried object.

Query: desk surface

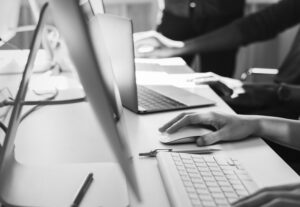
[0,54,299,206]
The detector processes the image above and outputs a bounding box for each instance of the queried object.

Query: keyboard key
[224,192,238,198]
[192,178,204,184]
[237,190,249,197]
[184,181,194,187]
[186,186,197,193]
[215,198,228,205]
[233,184,246,191]
[191,198,201,205]
[182,175,191,182]
[189,193,199,199]
[212,192,225,199]
[195,183,207,190]
[202,200,216,207]
[208,187,222,193]
[206,181,219,187]
[199,195,214,201]
[137,86,186,111]
[227,197,238,203]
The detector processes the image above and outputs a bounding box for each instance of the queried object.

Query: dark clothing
[235,0,300,84]
[230,0,300,119]
[157,0,245,77]
[230,0,300,173]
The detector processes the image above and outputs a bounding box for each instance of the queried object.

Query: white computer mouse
[158,125,214,144]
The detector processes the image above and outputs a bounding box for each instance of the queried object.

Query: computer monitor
[0,0,21,45]
[0,2,135,206]
[27,0,40,23]
[80,0,105,18]
[50,0,141,201]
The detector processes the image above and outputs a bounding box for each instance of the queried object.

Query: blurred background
[3,0,299,79]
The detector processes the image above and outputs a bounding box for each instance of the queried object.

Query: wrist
[242,115,263,137]
[182,40,199,56]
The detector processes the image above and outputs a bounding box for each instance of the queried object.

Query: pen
[139,148,220,157]
[71,173,94,207]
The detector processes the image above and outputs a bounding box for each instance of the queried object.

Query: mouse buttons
[158,132,197,144]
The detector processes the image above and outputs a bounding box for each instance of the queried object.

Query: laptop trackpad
[146,85,215,107]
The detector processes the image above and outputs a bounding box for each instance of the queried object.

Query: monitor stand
[0,148,129,206]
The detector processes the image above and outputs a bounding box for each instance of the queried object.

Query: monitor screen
[50,0,141,201]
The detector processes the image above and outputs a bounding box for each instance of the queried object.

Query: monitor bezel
[0,3,49,173]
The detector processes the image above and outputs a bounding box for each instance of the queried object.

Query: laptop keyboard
[157,152,258,207]
[137,85,186,111]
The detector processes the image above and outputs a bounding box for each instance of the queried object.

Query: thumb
[196,131,222,146]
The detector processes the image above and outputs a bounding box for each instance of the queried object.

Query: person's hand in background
[232,183,300,207]
[134,31,184,58]
[159,112,259,146]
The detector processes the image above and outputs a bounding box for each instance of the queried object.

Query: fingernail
[196,137,206,146]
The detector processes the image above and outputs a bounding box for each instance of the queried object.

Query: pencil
[71,173,94,207]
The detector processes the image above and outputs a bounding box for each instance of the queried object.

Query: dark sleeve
[192,0,245,32]
[235,0,300,45]
[194,0,245,20]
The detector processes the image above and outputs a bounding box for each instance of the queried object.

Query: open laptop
[0,2,140,206]
[95,14,215,114]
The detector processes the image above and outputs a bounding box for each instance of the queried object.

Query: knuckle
[182,115,192,124]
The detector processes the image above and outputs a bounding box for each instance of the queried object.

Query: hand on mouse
[159,112,259,146]
[134,31,184,58]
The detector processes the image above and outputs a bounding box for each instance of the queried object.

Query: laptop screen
[0,3,49,173]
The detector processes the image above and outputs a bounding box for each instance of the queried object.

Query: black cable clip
[139,149,172,157]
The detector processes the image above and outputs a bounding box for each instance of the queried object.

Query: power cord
[3,97,86,106]
[0,121,7,133]
[20,97,86,122]
[20,90,56,123]
[0,89,86,133]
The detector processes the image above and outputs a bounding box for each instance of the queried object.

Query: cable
[2,97,86,106]
[0,121,7,133]
[19,88,58,122]
[20,95,55,123]
[20,97,86,122]
[1,88,86,106]
[20,95,86,123]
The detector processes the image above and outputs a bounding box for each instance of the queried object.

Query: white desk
[0,54,299,206]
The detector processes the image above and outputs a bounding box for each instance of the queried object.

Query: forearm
[250,115,300,151]
[179,23,244,56]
